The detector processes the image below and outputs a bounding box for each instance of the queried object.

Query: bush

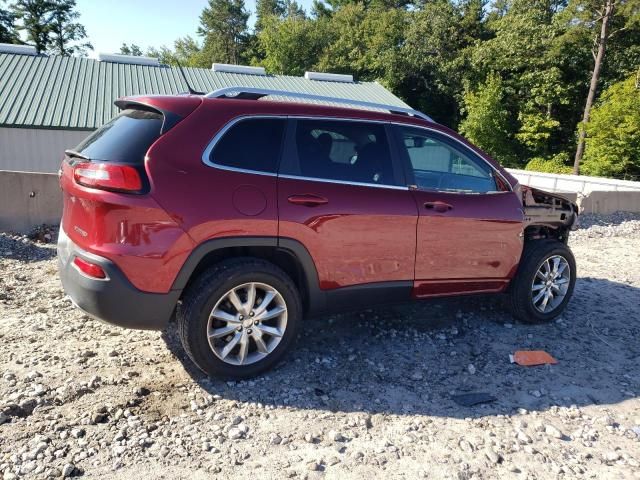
[580,75,640,179]
[525,153,573,174]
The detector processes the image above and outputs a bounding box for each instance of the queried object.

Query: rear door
[391,125,524,297]
[277,118,418,295]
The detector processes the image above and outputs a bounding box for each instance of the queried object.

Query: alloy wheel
[206,282,288,365]
[531,255,571,314]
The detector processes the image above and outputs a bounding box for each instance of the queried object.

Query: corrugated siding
[0,53,409,130]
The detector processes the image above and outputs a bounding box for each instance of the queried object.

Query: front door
[391,124,524,297]
[277,118,418,292]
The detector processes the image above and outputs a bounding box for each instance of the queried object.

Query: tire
[508,240,576,324]
[177,257,302,379]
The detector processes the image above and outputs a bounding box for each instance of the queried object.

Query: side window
[396,126,498,193]
[282,119,399,186]
[210,118,285,173]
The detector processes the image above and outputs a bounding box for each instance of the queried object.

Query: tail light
[73,162,142,193]
[73,257,107,279]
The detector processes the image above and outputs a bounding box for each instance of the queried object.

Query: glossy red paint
[59,94,526,298]
[278,177,418,289]
[411,189,524,293]
[60,161,195,293]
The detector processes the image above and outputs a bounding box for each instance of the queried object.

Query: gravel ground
[1,214,639,480]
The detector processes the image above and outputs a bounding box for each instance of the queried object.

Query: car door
[391,124,524,297]
[277,118,418,303]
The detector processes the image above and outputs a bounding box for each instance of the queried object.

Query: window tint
[74,108,163,164]
[284,119,398,186]
[212,118,285,173]
[397,127,497,193]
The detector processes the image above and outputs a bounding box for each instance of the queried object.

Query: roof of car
[0,52,410,131]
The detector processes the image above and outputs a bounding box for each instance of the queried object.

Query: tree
[255,0,285,31]
[198,0,249,65]
[1,1,19,43]
[257,13,328,74]
[572,0,615,173]
[12,0,55,53]
[459,74,518,165]
[580,75,640,178]
[572,0,640,173]
[120,43,143,56]
[48,0,91,56]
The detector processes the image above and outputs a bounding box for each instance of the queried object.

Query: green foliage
[10,0,89,54]
[257,14,328,75]
[48,0,91,56]
[120,43,143,56]
[525,153,573,174]
[459,74,518,165]
[11,0,56,53]
[198,0,250,65]
[0,1,19,43]
[581,76,640,179]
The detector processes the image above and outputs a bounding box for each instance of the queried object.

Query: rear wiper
[65,149,90,160]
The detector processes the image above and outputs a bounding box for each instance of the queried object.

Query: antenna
[175,60,204,95]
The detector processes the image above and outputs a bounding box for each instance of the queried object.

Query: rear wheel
[508,240,576,324]
[177,258,302,379]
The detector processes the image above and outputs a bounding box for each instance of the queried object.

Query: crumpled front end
[520,185,579,242]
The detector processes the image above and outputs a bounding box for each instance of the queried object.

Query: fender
[170,236,327,314]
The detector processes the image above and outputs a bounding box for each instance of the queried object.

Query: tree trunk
[573,0,616,175]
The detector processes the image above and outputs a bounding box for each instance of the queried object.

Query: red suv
[58,87,578,378]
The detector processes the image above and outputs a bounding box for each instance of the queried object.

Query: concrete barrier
[0,170,62,232]
[507,168,640,194]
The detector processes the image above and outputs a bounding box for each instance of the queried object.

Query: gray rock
[544,424,564,439]
[62,463,75,478]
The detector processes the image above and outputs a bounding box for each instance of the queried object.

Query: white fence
[507,168,640,194]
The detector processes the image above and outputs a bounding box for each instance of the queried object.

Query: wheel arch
[172,237,326,315]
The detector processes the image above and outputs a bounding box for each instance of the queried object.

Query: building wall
[0,127,92,173]
[0,171,62,232]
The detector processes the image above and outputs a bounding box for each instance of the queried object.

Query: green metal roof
[0,53,409,130]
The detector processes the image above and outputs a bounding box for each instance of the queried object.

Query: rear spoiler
[114,95,202,134]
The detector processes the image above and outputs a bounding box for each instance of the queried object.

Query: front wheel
[177,258,302,379]
[508,240,576,324]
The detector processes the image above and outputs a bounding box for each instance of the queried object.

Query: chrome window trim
[201,114,512,193]
[278,174,409,191]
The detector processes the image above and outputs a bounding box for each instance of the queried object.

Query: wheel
[508,240,576,324]
[177,258,302,379]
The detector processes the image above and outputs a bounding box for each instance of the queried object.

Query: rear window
[73,109,164,163]
[210,118,286,173]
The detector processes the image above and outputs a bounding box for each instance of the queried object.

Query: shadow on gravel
[162,276,640,419]
[0,234,57,262]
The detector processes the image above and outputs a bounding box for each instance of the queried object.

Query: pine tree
[198,0,249,65]
[12,0,55,53]
[48,0,91,56]
[255,0,285,31]
[0,1,19,43]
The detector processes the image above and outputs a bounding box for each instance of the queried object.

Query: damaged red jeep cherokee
[58,88,578,379]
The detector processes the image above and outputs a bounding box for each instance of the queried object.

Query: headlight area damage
[521,185,579,243]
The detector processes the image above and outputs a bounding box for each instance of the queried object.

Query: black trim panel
[323,281,412,314]
[58,230,179,330]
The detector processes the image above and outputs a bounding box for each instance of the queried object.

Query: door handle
[424,201,453,213]
[287,194,329,207]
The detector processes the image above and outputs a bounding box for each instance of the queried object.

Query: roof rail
[205,87,433,122]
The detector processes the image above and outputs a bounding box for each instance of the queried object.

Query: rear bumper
[57,228,180,330]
